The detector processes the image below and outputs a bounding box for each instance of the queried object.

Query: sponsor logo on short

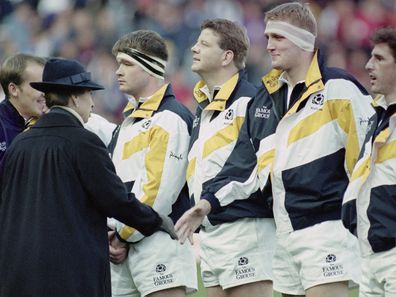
[156,264,166,273]
[322,254,344,278]
[325,254,336,263]
[238,257,249,266]
[153,264,174,286]
[255,106,271,119]
[235,257,256,280]
[0,142,6,152]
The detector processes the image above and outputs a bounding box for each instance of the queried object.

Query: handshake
[109,200,209,264]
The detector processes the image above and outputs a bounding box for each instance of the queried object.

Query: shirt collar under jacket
[54,105,85,125]
[278,71,305,87]
[122,83,170,119]
[193,71,242,112]
[278,72,305,110]
[198,84,222,103]
[262,49,325,116]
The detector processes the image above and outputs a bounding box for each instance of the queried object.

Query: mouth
[368,73,376,84]
[192,57,200,63]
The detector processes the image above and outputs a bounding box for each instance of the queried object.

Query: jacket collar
[122,84,170,119]
[33,107,83,128]
[1,97,26,127]
[193,71,242,112]
[372,95,396,145]
[262,50,325,115]
[372,94,388,110]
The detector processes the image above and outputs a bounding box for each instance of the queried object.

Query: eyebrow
[117,57,132,64]
[372,53,384,59]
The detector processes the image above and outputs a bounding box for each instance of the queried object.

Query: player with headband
[183,2,374,297]
[108,30,197,297]
[261,2,374,297]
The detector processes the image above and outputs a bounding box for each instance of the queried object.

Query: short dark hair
[201,19,249,70]
[0,53,46,97]
[45,90,86,108]
[112,30,168,61]
[371,28,396,61]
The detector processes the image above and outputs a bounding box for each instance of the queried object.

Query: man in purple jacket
[0,53,46,168]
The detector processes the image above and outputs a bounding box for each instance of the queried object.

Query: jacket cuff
[201,192,221,214]
[115,231,130,244]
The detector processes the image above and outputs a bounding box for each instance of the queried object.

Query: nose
[266,37,274,51]
[116,65,122,76]
[191,43,199,53]
[90,95,95,109]
[365,57,373,71]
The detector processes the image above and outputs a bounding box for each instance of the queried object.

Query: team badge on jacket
[224,108,235,124]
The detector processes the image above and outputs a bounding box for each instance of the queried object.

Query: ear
[70,94,79,108]
[8,82,19,98]
[221,50,235,67]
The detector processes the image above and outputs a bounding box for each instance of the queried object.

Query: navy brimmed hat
[30,58,104,92]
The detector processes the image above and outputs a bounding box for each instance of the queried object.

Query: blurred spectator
[0,0,393,118]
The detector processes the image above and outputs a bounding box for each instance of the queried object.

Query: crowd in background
[0,0,395,123]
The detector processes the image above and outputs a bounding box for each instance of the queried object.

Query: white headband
[265,21,316,52]
[117,48,167,80]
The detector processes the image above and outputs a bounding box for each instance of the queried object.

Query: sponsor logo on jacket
[0,141,6,152]
[255,106,271,119]
[193,116,200,128]
[170,151,183,161]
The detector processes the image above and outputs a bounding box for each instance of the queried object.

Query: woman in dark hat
[0,58,175,297]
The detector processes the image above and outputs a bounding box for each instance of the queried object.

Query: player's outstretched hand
[175,200,211,245]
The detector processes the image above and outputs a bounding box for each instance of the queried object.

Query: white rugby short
[200,217,276,289]
[273,220,361,295]
[111,231,197,297]
[360,247,396,297]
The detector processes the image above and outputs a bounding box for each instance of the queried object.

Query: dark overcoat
[0,108,161,297]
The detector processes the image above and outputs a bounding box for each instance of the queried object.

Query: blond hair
[265,2,317,36]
